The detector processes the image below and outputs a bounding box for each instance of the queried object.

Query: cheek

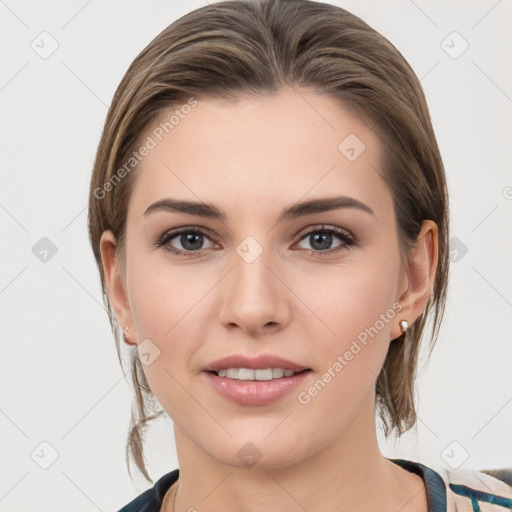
[290,254,400,409]
[127,247,217,338]
[125,257,216,397]
[297,252,400,345]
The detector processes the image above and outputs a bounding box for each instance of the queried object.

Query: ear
[391,220,439,340]
[99,230,137,346]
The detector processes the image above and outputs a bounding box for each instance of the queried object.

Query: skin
[100,87,438,512]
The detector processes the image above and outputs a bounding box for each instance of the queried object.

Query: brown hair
[88,0,449,482]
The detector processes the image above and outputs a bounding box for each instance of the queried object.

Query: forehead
[127,88,390,222]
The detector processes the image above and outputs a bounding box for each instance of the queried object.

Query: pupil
[182,233,202,250]
[312,233,331,250]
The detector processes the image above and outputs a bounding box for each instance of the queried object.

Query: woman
[87,0,512,511]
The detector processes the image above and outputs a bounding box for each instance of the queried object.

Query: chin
[204,433,311,471]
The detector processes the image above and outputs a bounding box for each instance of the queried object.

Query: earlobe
[391,220,439,339]
[99,230,136,346]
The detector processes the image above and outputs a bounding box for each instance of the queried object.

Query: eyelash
[154,225,356,258]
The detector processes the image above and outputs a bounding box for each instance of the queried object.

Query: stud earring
[399,320,408,333]
[123,325,130,344]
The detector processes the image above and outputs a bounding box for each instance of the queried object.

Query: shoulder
[117,469,179,512]
[433,464,512,512]
[391,458,512,512]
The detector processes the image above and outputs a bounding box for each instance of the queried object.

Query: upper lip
[203,354,310,372]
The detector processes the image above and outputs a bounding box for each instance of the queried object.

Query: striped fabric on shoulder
[437,465,512,512]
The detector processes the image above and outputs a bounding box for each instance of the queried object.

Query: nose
[217,247,290,336]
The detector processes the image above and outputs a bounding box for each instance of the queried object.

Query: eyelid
[295,223,352,239]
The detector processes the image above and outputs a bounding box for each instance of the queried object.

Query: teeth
[239,368,255,380]
[272,368,284,378]
[215,368,299,380]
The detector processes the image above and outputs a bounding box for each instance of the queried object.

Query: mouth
[203,367,313,406]
[203,353,310,374]
[202,353,312,405]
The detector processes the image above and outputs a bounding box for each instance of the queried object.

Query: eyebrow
[143,195,375,222]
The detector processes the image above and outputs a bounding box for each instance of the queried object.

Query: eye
[295,225,355,254]
[155,227,217,257]
[155,224,356,258]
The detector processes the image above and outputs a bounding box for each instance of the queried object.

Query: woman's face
[103,88,412,469]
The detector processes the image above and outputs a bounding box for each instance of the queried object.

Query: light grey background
[1,0,511,510]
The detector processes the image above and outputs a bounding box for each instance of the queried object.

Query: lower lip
[204,370,311,406]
